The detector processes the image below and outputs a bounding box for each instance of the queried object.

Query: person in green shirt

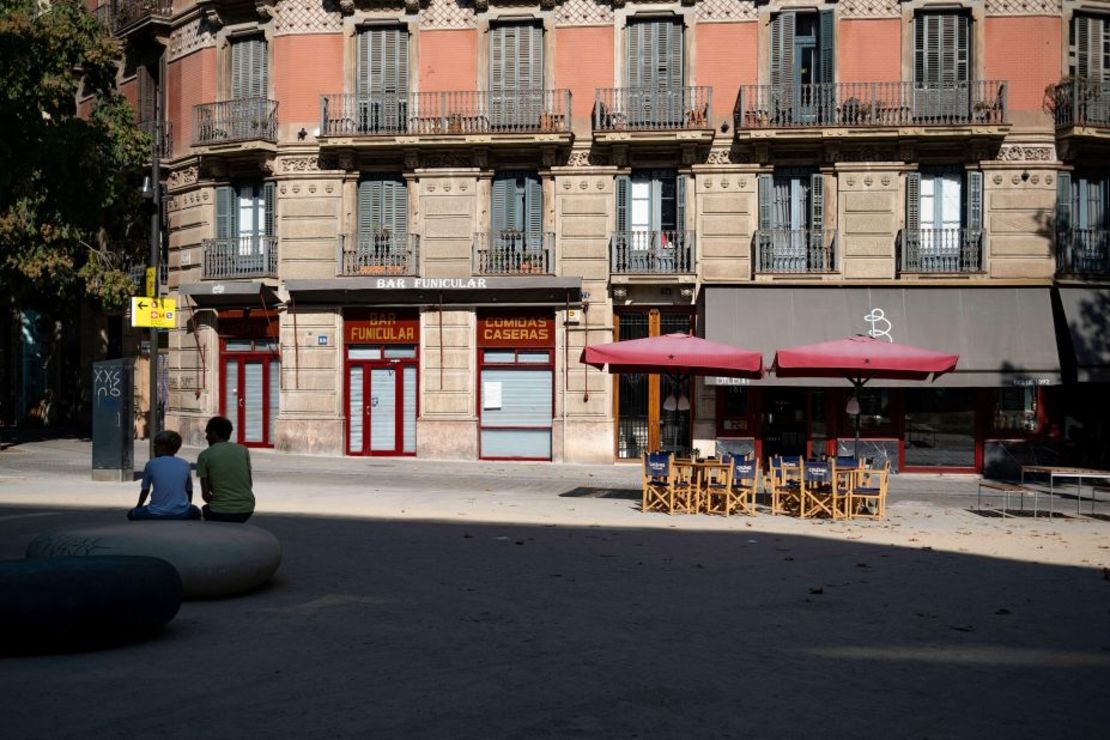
[196,416,256,523]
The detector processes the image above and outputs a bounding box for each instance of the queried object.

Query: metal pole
[148,82,162,460]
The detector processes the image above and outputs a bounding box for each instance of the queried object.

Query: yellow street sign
[131,297,176,329]
[145,267,156,298]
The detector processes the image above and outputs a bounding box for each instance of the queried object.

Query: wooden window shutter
[215,186,235,239]
[490,24,508,93]
[387,179,408,235]
[138,65,156,123]
[626,21,645,88]
[1073,15,1106,82]
[955,14,970,84]
[809,173,824,234]
[231,37,267,100]
[525,175,543,239]
[675,175,687,233]
[965,171,983,232]
[491,176,513,233]
[770,13,796,91]
[357,29,372,97]
[357,178,382,238]
[663,19,683,90]
[819,10,835,87]
[1056,172,1072,237]
[905,172,921,233]
[526,24,543,90]
[758,174,774,231]
[615,176,631,233]
[263,182,275,238]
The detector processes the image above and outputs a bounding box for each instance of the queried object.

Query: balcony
[1057,229,1110,277]
[201,237,278,280]
[734,81,1007,140]
[192,98,278,149]
[318,90,572,150]
[1052,80,1110,140]
[337,232,420,277]
[138,119,172,159]
[609,231,695,276]
[592,87,713,145]
[753,229,838,275]
[94,0,171,36]
[473,232,554,275]
[898,228,983,274]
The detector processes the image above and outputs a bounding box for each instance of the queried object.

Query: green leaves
[0,0,147,312]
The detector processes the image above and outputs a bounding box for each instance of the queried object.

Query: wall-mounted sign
[344,309,419,344]
[317,335,328,346]
[478,313,555,348]
[131,297,176,329]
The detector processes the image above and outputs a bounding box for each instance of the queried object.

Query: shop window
[843,388,894,434]
[993,387,1040,434]
[719,385,750,433]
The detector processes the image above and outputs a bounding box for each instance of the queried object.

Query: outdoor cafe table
[1020,465,1110,517]
[673,458,732,514]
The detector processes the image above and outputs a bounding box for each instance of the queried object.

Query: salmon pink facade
[87,0,1108,472]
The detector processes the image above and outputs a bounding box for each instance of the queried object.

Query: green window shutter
[1056,171,1072,235]
[615,175,630,233]
[675,174,687,234]
[524,175,543,239]
[357,178,382,238]
[819,10,835,87]
[965,171,983,232]
[770,13,796,91]
[905,172,921,233]
[491,176,514,233]
[215,186,234,239]
[386,179,408,235]
[757,174,774,230]
[809,173,824,234]
[263,182,275,237]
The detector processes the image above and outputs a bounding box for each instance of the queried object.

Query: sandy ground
[1,439,1108,738]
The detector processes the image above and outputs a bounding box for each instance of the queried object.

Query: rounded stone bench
[26,522,282,600]
[0,556,182,654]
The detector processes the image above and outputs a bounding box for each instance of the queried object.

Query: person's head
[153,430,183,457]
[204,416,233,445]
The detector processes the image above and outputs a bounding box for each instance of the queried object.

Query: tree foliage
[0,0,150,312]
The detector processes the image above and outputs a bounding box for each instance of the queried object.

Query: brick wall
[695,22,757,126]
[554,25,615,131]
[274,34,343,139]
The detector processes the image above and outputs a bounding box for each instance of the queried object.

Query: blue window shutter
[758,174,774,230]
[819,10,835,86]
[905,172,921,233]
[615,176,630,233]
[525,174,543,239]
[388,178,408,235]
[263,182,275,237]
[358,178,381,237]
[771,13,796,91]
[491,176,513,232]
[809,173,824,234]
[965,170,983,232]
[626,21,644,88]
[216,186,234,239]
[676,174,687,233]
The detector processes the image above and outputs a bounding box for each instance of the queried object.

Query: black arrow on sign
[137,300,148,310]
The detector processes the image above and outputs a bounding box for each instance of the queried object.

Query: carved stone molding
[984,0,1061,16]
[420,0,476,29]
[838,0,899,18]
[275,0,343,35]
[555,0,612,26]
[255,0,276,19]
[167,166,200,190]
[995,144,1056,162]
[568,149,606,166]
[168,17,217,62]
[706,148,733,165]
[695,0,757,23]
[421,151,473,168]
[279,155,323,173]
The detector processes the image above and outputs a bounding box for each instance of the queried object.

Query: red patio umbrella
[772,335,959,452]
[581,333,764,378]
[582,333,763,454]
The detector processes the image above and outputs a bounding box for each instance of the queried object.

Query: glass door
[903,388,977,469]
[221,342,279,448]
[346,345,417,456]
[761,389,808,460]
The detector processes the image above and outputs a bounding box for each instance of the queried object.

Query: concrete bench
[0,556,182,654]
[977,480,1042,517]
[26,522,282,600]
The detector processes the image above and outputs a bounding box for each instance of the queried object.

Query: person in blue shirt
[127,430,201,521]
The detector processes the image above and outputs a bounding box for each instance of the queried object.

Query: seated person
[196,416,256,523]
[128,430,201,521]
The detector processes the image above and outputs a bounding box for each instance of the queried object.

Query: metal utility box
[91,359,134,481]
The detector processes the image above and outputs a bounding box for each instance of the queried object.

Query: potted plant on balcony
[447,113,465,133]
[840,97,872,125]
[686,107,708,128]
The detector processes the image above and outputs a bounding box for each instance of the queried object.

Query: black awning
[1055,287,1110,383]
[285,276,582,306]
[701,286,1061,387]
[178,281,279,307]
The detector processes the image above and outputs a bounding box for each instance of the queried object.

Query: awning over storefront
[1054,287,1110,383]
[701,286,1061,387]
[285,276,582,307]
[178,281,280,307]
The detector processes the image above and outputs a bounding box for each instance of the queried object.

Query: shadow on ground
[0,505,1107,738]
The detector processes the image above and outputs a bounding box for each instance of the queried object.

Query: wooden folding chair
[770,455,803,516]
[670,458,699,514]
[728,457,760,515]
[641,452,674,513]
[799,460,836,519]
[847,460,891,519]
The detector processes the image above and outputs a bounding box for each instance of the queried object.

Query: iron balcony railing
[202,236,278,279]
[593,87,713,131]
[610,230,695,274]
[320,90,571,137]
[754,229,838,274]
[1051,79,1110,128]
[473,232,554,275]
[1057,228,1110,276]
[734,81,1007,129]
[94,0,171,33]
[337,232,420,276]
[193,98,278,146]
[898,228,984,274]
[138,119,172,158]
